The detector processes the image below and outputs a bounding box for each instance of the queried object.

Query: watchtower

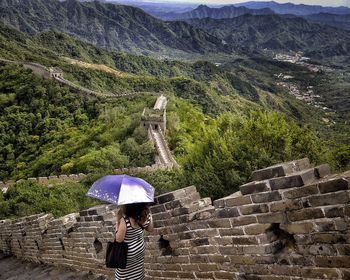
[48,67,63,79]
[141,95,167,133]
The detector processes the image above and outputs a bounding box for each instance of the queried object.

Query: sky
[148,0,350,7]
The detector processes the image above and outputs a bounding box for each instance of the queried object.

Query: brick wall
[0,158,349,279]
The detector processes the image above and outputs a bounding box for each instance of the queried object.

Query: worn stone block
[269,168,315,191]
[230,216,257,227]
[251,191,282,203]
[315,256,350,268]
[307,191,349,207]
[257,212,286,224]
[219,227,245,236]
[318,178,349,194]
[225,195,252,207]
[215,208,239,218]
[314,164,331,178]
[287,208,324,222]
[244,224,271,235]
[280,222,315,234]
[283,183,319,199]
[301,267,340,279]
[240,204,269,215]
[240,181,269,195]
[324,206,345,218]
[313,233,349,244]
[230,255,256,265]
[249,165,287,182]
[207,219,231,228]
[269,199,302,212]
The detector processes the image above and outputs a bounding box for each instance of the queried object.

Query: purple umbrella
[86,175,155,205]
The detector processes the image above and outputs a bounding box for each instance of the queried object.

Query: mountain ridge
[233,1,350,15]
[0,0,229,57]
[154,4,274,20]
[187,14,350,59]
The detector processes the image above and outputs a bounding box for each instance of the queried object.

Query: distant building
[141,95,167,133]
[48,67,63,79]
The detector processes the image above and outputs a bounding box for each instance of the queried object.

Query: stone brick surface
[1,159,349,280]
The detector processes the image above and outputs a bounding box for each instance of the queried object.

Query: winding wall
[1,158,349,279]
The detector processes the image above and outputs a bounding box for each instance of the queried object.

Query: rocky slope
[0,0,228,57]
[187,14,350,58]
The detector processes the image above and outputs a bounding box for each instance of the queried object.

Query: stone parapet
[0,159,349,279]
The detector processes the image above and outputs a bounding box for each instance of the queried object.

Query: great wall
[0,158,349,279]
[0,58,178,192]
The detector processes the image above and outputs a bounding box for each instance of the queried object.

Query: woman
[115,203,154,280]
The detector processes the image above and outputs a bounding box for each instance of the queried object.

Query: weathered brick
[190,238,209,247]
[194,271,214,279]
[225,195,252,207]
[230,255,256,265]
[150,204,166,214]
[249,165,287,181]
[345,205,350,217]
[240,204,269,215]
[213,271,235,279]
[240,181,270,195]
[243,241,282,254]
[280,222,315,234]
[232,236,259,245]
[283,183,319,199]
[219,227,245,236]
[257,212,286,224]
[313,233,349,244]
[301,267,339,279]
[269,265,301,277]
[251,191,282,203]
[315,256,350,268]
[324,206,345,218]
[318,178,349,193]
[309,244,337,256]
[244,224,271,235]
[207,219,231,228]
[196,263,218,272]
[287,208,324,222]
[230,216,257,227]
[314,164,331,178]
[269,199,302,212]
[215,208,239,218]
[208,255,231,263]
[335,244,350,256]
[269,168,315,190]
[307,191,349,207]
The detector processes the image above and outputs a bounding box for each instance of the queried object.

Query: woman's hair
[123,203,149,224]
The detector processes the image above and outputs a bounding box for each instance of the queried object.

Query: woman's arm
[145,214,154,233]
[115,217,127,242]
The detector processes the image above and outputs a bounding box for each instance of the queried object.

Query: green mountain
[0,20,349,219]
[187,14,350,59]
[0,0,228,58]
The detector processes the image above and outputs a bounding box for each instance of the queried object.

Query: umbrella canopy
[86,175,155,205]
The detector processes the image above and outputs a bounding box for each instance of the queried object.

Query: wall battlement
[0,158,349,279]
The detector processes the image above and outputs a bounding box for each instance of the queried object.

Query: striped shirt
[115,215,151,280]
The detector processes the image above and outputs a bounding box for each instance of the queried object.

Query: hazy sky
[155,0,350,7]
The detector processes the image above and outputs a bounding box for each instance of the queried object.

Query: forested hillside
[0,18,349,219]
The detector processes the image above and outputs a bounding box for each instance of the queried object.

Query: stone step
[249,158,311,182]
[241,167,319,195]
